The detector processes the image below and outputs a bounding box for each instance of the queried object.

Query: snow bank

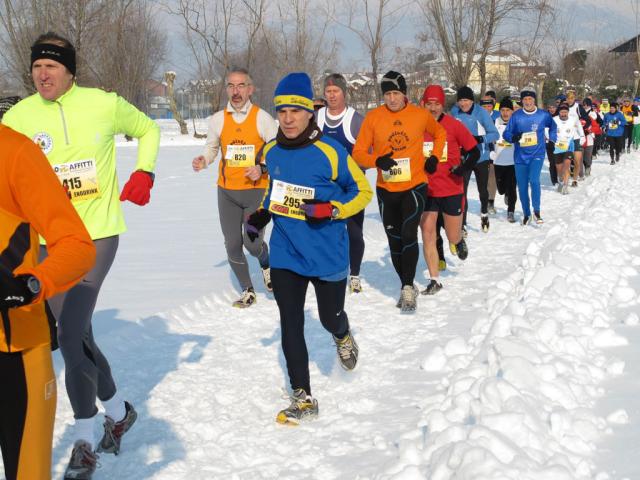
[382,171,640,479]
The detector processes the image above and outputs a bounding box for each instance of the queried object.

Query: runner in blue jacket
[245,72,372,426]
[503,89,557,225]
[603,102,626,164]
[451,86,500,233]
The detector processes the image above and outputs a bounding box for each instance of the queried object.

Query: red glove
[120,171,154,206]
[300,199,335,223]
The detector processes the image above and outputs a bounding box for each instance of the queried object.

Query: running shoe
[232,288,256,308]
[534,212,543,224]
[557,183,563,193]
[571,180,578,187]
[449,238,468,260]
[349,275,362,294]
[261,267,272,292]
[522,216,530,226]
[487,200,496,215]
[333,330,359,370]
[438,259,447,271]
[276,389,318,425]
[64,441,98,480]
[97,401,137,455]
[507,212,515,223]
[481,214,489,232]
[421,279,443,295]
[396,285,418,308]
[399,285,418,312]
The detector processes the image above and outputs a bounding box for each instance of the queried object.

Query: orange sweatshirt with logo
[0,124,95,352]
[352,103,446,191]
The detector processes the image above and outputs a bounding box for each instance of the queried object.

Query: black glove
[510,133,522,144]
[0,273,36,309]
[245,209,272,241]
[547,140,555,149]
[449,165,465,176]
[474,135,484,144]
[424,155,438,174]
[375,152,397,171]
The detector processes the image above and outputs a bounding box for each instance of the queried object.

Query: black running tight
[271,268,348,395]
[376,184,426,287]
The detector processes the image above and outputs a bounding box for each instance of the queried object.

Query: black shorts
[573,139,583,152]
[554,151,573,164]
[425,194,464,216]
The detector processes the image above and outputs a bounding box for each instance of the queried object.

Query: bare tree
[91,1,166,108]
[475,0,534,94]
[329,0,407,102]
[164,71,188,134]
[418,0,483,89]
[0,0,166,109]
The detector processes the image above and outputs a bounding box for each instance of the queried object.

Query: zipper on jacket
[57,101,70,145]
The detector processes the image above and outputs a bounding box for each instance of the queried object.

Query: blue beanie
[274,72,314,112]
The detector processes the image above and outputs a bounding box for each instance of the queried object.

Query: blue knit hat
[274,72,314,112]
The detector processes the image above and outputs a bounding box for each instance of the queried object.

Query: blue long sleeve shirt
[451,104,499,163]
[503,107,557,165]
[603,112,626,137]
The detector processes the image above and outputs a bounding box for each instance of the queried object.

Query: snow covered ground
[4,121,640,479]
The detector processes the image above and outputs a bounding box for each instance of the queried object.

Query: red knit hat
[422,85,445,105]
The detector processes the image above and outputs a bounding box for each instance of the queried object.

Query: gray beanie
[324,73,348,97]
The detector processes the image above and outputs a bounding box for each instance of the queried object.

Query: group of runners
[1,29,638,479]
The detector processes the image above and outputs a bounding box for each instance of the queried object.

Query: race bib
[381,158,411,183]
[609,122,618,130]
[268,180,315,220]
[53,159,100,202]
[555,139,569,151]
[520,131,538,147]
[225,144,255,167]
[423,142,448,162]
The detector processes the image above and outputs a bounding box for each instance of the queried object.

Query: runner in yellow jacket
[2,31,159,479]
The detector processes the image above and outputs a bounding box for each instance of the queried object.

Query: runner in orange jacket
[0,123,95,480]
[352,71,446,312]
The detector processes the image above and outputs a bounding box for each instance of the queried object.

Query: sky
[156,0,640,82]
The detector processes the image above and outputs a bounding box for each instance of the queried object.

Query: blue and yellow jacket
[261,134,372,279]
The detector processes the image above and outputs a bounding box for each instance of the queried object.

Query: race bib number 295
[269,180,315,220]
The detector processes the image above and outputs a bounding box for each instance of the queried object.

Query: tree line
[1,0,637,119]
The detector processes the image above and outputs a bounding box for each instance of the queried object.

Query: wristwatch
[331,206,340,219]
[25,275,41,296]
[259,163,268,175]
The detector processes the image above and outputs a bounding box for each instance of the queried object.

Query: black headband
[31,43,76,76]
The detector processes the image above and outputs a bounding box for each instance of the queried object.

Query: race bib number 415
[53,159,101,202]
[381,158,411,183]
[225,144,255,167]
[269,180,315,220]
